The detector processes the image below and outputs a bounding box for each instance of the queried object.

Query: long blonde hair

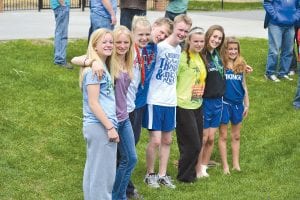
[109,26,134,84]
[79,28,113,89]
[221,36,247,74]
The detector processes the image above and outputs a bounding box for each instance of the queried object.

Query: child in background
[143,14,192,189]
[176,27,207,182]
[197,25,226,178]
[218,37,249,174]
[109,26,137,200]
[80,28,119,200]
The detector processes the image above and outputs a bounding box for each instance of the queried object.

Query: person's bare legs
[201,127,217,175]
[219,124,230,174]
[158,131,172,176]
[196,128,217,177]
[146,131,161,174]
[195,131,208,177]
[231,123,242,171]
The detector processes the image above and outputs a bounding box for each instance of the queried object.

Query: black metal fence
[1,0,155,11]
[3,0,38,11]
[2,0,88,11]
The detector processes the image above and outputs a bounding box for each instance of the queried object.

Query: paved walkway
[0,9,267,40]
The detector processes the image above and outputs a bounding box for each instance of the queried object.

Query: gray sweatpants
[83,123,117,200]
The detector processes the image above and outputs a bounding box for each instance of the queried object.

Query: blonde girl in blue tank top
[218,37,250,174]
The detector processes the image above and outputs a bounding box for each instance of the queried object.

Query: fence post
[221,0,224,10]
[38,0,43,11]
[0,0,4,12]
[82,0,86,11]
[155,0,168,11]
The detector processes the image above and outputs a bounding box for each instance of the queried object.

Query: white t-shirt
[147,40,181,106]
[127,51,141,113]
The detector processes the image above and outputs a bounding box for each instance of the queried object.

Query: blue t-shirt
[223,69,245,104]
[90,0,117,19]
[50,0,70,9]
[135,42,157,109]
[82,68,117,128]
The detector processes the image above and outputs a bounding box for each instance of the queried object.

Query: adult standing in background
[50,0,73,69]
[263,0,300,82]
[88,0,117,41]
[120,0,147,31]
[165,0,189,21]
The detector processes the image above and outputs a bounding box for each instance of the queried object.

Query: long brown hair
[221,36,247,74]
[201,25,225,66]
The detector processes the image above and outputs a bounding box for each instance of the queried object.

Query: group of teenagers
[72,13,251,200]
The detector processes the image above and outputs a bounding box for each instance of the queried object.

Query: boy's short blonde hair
[153,17,173,36]
[173,14,192,28]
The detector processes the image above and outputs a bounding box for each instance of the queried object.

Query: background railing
[0,0,260,12]
[1,0,83,11]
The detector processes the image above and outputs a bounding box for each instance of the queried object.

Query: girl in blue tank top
[218,37,250,174]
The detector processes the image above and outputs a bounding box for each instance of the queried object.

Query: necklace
[135,44,145,85]
[210,50,224,78]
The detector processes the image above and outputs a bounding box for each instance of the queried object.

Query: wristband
[83,57,88,67]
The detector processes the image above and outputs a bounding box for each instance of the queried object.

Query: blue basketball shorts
[221,101,244,125]
[142,104,176,132]
[203,97,223,129]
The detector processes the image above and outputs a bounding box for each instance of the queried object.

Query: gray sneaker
[158,175,176,189]
[288,70,296,76]
[56,63,73,70]
[144,173,160,188]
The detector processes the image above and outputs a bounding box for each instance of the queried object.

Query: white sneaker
[288,70,295,76]
[197,165,209,178]
[280,75,293,81]
[265,74,280,82]
[197,172,209,178]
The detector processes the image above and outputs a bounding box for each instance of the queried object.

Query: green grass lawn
[0,38,299,200]
[188,1,263,11]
